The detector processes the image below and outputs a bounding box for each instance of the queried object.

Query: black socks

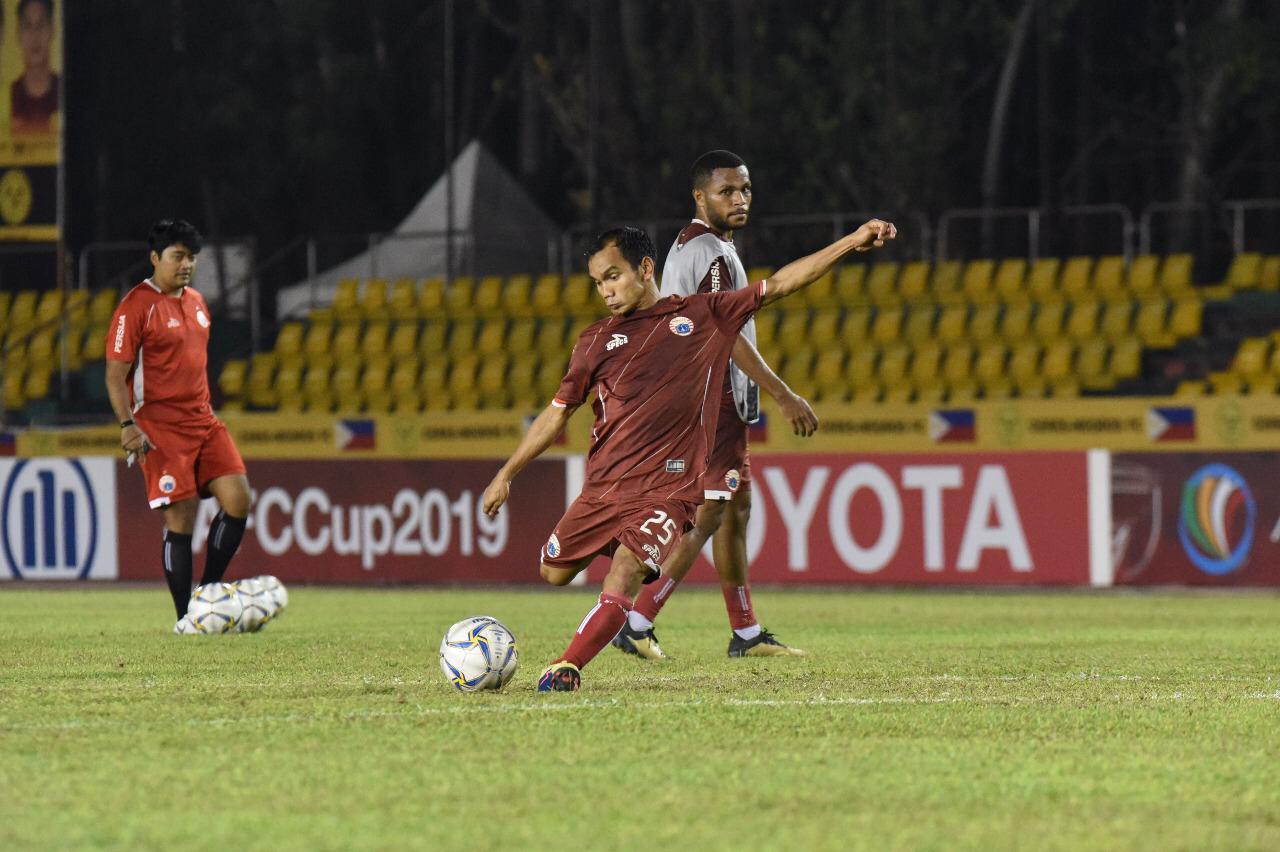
[162,530,194,619]
[199,511,248,586]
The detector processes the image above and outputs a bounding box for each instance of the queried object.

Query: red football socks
[721,583,757,631]
[633,575,679,622]
[560,592,632,669]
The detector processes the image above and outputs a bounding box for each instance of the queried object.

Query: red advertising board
[115,459,566,584]
[1112,452,1280,586]
[583,452,1092,586]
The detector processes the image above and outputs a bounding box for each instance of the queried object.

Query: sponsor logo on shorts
[725,469,741,491]
[545,533,561,558]
[665,459,685,473]
[606,333,629,351]
[159,474,176,494]
[642,543,661,564]
[669,316,694,336]
[113,316,126,353]
[195,309,210,328]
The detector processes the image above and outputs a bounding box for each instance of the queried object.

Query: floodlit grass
[2,586,1279,851]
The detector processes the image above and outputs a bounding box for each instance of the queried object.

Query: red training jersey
[553,282,765,502]
[105,280,217,425]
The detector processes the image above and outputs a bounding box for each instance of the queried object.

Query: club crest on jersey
[666,459,685,473]
[196,309,210,328]
[159,474,177,494]
[606,333,629,351]
[545,533,561,558]
[669,316,694,336]
[725,469,741,491]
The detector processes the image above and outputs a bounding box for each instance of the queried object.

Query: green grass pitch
[2,586,1279,851]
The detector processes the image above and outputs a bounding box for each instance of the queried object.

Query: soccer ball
[256,575,288,614]
[231,577,275,632]
[187,583,244,634]
[439,616,518,692]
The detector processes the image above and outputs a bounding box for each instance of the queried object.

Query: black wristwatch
[120,419,134,428]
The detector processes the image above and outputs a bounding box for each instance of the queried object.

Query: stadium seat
[535,318,567,358]
[1222,253,1262,290]
[870,306,903,345]
[475,319,507,355]
[90,289,117,325]
[534,359,565,398]
[1260,256,1280,291]
[1097,300,1134,342]
[360,321,389,360]
[993,258,1026,302]
[812,350,847,398]
[1041,339,1075,381]
[302,362,333,404]
[1009,342,1040,386]
[969,303,1000,343]
[331,362,361,397]
[331,322,361,359]
[1174,379,1206,397]
[1087,256,1123,299]
[1065,298,1100,340]
[910,342,943,387]
[218,360,247,399]
[948,379,979,402]
[780,349,814,390]
[361,359,391,397]
[809,311,839,348]
[847,348,877,391]
[1059,257,1093,299]
[530,274,563,316]
[1159,254,1193,293]
[839,306,872,347]
[882,384,914,405]
[1125,255,1159,297]
[897,261,931,303]
[503,274,535,319]
[961,259,996,303]
[34,290,62,325]
[776,309,810,354]
[23,365,52,404]
[914,380,947,405]
[8,291,36,333]
[506,358,537,397]
[391,387,422,413]
[973,343,1007,386]
[419,359,448,395]
[388,278,417,320]
[1076,337,1112,391]
[1049,377,1080,397]
[472,276,504,317]
[1031,300,1066,341]
[505,318,535,355]
[0,291,10,332]
[902,304,936,344]
[360,279,388,318]
[1208,370,1243,395]
[26,329,55,362]
[930,260,963,303]
[866,262,900,305]
[804,271,838,309]
[388,360,420,396]
[935,304,968,344]
[418,278,445,316]
[443,277,475,316]
[447,319,479,357]
[419,320,447,355]
[387,322,418,358]
[999,301,1032,344]
[941,342,974,386]
[2,367,25,410]
[331,279,360,320]
[562,275,594,315]
[1110,337,1142,379]
[878,342,910,387]
[303,321,333,358]
[274,322,304,358]
[1168,298,1202,340]
[1026,258,1059,302]
[1230,337,1270,383]
[1133,299,1171,347]
[476,354,510,395]
[834,265,866,303]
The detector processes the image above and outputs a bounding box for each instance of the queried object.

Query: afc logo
[1,460,100,579]
[606,333,629,351]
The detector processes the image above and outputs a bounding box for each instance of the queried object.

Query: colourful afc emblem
[545,533,561,559]
[1177,464,1256,576]
[725,469,741,492]
[669,316,694,336]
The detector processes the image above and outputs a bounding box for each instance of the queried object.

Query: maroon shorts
[135,417,247,509]
[701,391,752,501]
[541,493,698,572]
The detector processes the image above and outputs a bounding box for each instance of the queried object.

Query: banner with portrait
[0,0,60,241]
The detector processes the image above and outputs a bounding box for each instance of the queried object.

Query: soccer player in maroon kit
[105,220,253,631]
[615,149,817,661]
[482,218,896,692]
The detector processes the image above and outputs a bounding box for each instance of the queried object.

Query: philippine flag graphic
[1146,406,1196,441]
[0,432,15,457]
[336,419,376,451]
[929,409,976,443]
[747,412,768,444]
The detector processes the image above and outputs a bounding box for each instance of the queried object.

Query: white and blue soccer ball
[439,616,519,692]
[256,575,288,615]
[231,577,275,632]
[187,583,244,634]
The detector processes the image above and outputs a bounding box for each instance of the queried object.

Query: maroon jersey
[553,282,766,502]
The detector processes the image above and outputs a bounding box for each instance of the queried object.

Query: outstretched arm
[482,402,577,516]
[730,335,818,437]
[762,219,896,307]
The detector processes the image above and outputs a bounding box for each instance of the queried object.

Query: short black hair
[584,227,656,273]
[148,219,203,255]
[18,0,53,23]
[691,149,747,188]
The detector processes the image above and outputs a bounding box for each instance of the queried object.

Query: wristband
[120,420,134,428]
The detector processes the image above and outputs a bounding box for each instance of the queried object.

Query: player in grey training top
[613,149,820,661]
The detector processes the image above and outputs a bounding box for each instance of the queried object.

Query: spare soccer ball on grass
[187,582,244,634]
[439,616,518,692]
[231,577,275,632]
[256,575,288,614]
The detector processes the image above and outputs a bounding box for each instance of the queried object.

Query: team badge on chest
[669,316,694,336]
[195,309,210,328]
[725,469,741,491]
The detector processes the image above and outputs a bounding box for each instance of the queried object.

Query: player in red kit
[104,220,253,631]
[482,218,896,692]
[615,150,816,661]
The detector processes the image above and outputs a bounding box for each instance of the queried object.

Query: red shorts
[701,391,752,501]
[135,417,246,509]
[541,493,698,572]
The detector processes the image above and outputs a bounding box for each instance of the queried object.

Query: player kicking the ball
[104,219,253,631]
[614,149,817,662]
[482,218,896,692]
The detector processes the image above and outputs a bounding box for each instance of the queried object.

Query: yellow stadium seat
[472,276,504,317]
[568,313,598,339]
[90,289,117,325]
[1125,255,1158,297]
[1065,298,1100,340]
[303,321,333,358]
[1223,253,1262,290]
[23,365,52,402]
[8,291,37,331]
[776,309,810,354]
[448,319,479,357]
[866,262,900,305]
[1009,342,1040,386]
[1159,254,1193,293]
[1059,257,1093,299]
[930,260,963,302]
[389,360,420,394]
[1208,370,1243,395]
[1111,337,1141,379]
[535,359,565,398]
[302,361,332,400]
[961,259,996,304]
[331,278,360,320]
[390,388,422,413]
[948,379,980,402]
[1032,301,1066,341]
[1231,338,1270,381]
[941,342,974,386]
[804,271,837,309]
[218,359,247,398]
[910,342,943,387]
[1041,339,1074,381]
[386,278,417,320]
[2,367,25,410]
[1168,298,1202,340]
[839,306,872,347]
[331,362,361,397]
[1076,338,1111,391]
[418,279,445,316]
[1015,375,1047,398]
[448,353,483,396]
[850,382,882,404]
[26,329,55,362]
[847,348,877,391]
[531,274,563,316]
[0,291,10,331]
[535,319,567,358]
[65,290,89,323]
[1133,299,1171,347]
[780,351,813,390]
[563,274,594,314]
[1026,258,1059,301]
[935,304,968,344]
[423,386,450,412]
[835,265,866,303]
[505,275,534,318]
[360,278,388,318]
[443,277,475,316]
[58,327,86,370]
[748,266,774,283]
[1049,377,1080,398]
[753,312,778,348]
[902,304,936,345]
[1246,374,1277,394]
[507,358,537,396]
[914,381,946,405]
[883,383,914,405]
[34,290,63,325]
[362,360,391,396]
[1000,302,1032,344]
[387,322,418,358]
[331,322,361,359]
[360,321,389,359]
[897,261,931,303]
[879,343,910,386]
[809,311,839,348]
[1098,300,1134,342]
[1174,379,1206,397]
[870,306,903,345]
[419,321,447,355]
[475,320,507,356]
[973,343,1007,386]
[812,350,846,395]
[275,322,304,357]
[993,258,1027,302]
[969,303,1000,343]
[505,318,535,355]
[1260,256,1280,291]
[1090,256,1126,299]
[476,354,510,394]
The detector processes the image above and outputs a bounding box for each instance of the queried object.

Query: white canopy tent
[277,140,560,318]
